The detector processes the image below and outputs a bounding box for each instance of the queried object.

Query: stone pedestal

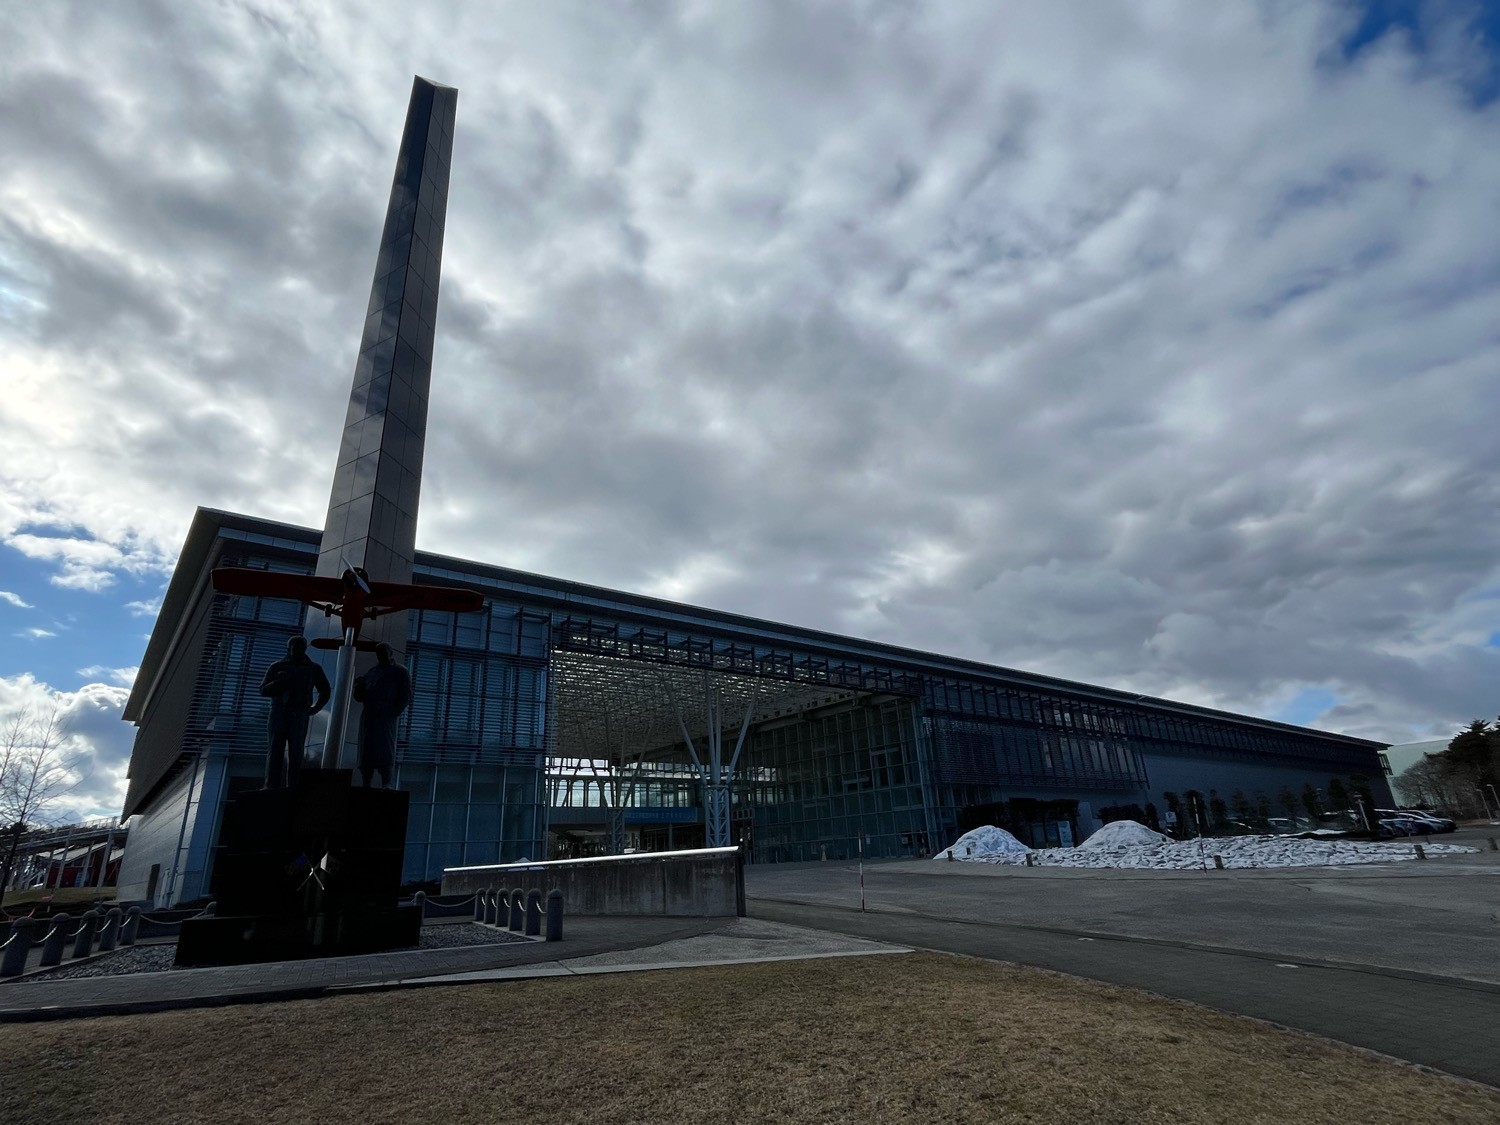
[175,769,418,966]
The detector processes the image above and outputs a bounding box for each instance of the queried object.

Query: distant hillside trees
[1393,719,1499,817]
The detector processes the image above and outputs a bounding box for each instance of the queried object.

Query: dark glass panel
[350,451,380,500]
[357,415,385,458]
[399,466,421,513]
[362,335,396,378]
[384,266,407,306]
[372,495,398,545]
[364,370,391,415]
[393,338,418,385]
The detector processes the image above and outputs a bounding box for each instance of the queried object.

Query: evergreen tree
[1209,793,1229,832]
[1253,791,1273,828]
[1301,783,1321,820]
[1278,787,1299,821]
[1348,774,1376,824]
[1327,777,1349,814]
[1229,790,1253,825]
[1446,719,1498,786]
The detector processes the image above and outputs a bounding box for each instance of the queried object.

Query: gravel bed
[18,924,531,982]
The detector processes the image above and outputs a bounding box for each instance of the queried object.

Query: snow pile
[935,825,1030,859]
[945,833,1476,870]
[1079,820,1169,849]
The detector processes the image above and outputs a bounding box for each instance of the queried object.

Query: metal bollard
[120,906,142,947]
[1414,844,1426,860]
[474,890,487,923]
[946,849,953,861]
[40,914,71,967]
[508,889,524,932]
[71,909,101,959]
[525,890,542,936]
[413,891,427,920]
[1213,855,1224,870]
[97,908,123,953]
[0,918,36,978]
[1024,853,1034,867]
[545,890,563,942]
[486,889,501,926]
[1489,837,1497,852]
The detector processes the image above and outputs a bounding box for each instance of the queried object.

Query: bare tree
[0,708,79,908]
[1394,754,1485,818]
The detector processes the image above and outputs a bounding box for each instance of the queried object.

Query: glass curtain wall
[740,697,930,862]
[398,600,550,880]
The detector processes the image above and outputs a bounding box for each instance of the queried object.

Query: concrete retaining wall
[441,846,745,917]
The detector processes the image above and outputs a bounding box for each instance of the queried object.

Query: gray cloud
[0,674,134,822]
[2,1,1499,750]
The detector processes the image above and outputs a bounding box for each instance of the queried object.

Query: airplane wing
[364,581,486,615]
[211,568,347,603]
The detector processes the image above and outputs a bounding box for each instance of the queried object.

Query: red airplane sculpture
[211,564,485,649]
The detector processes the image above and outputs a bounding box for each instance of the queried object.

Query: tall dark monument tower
[177,77,463,966]
[312,76,458,768]
[320,76,456,600]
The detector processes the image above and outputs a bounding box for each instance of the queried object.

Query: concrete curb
[0,935,912,1023]
[356,945,914,988]
[0,986,334,1024]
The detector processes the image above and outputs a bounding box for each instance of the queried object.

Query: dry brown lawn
[6,952,1497,1125]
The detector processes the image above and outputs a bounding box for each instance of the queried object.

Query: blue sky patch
[0,546,162,691]
[1337,0,1500,105]
[1273,687,1340,728]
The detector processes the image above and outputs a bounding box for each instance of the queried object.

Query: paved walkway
[749,896,1500,1089]
[0,916,906,1022]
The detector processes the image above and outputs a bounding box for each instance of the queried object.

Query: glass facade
[741,697,931,862]
[177,536,548,885]
[129,515,1392,894]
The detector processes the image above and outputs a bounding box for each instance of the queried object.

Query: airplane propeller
[340,555,373,596]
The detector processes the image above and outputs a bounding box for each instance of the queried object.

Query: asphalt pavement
[745,829,1500,1088]
[0,915,907,1022]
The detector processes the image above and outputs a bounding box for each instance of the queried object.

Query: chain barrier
[140,904,215,925]
[409,894,479,919]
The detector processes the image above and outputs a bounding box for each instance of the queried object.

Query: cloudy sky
[3,1,1499,822]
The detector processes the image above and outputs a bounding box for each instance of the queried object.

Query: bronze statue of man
[259,635,332,789]
[353,641,412,788]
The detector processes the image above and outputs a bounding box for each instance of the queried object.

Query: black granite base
[175,769,415,967]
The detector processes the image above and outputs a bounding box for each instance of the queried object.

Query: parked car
[1377,810,1439,835]
[1377,818,1413,838]
[1403,810,1456,833]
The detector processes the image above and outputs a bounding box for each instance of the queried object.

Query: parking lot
[745,826,1500,1085]
[748,825,1500,983]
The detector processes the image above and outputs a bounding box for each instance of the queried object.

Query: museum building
[111,76,1393,906]
[115,507,1395,905]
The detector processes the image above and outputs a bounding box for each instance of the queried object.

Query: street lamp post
[1478,787,1496,822]
[1486,784,1500,824]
